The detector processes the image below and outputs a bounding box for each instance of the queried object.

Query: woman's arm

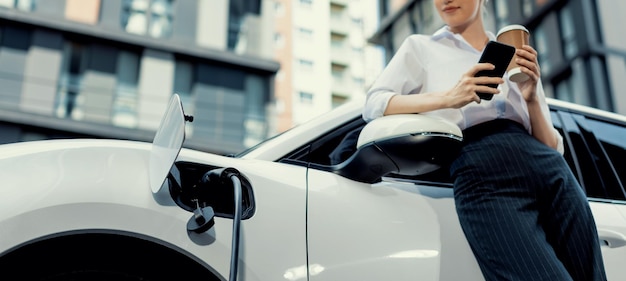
[526,99,560,149]
[383,63,504,115]
[515,45,563,151]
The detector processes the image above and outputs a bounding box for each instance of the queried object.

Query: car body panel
[0,139,309,280]
[307,170,483,281]
[590,201,626,281]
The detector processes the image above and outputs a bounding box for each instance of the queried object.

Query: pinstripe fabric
[450,119,606,281]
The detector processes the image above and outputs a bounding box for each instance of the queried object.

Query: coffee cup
[496,24,530,83]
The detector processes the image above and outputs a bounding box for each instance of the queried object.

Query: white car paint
[0,94,625,280]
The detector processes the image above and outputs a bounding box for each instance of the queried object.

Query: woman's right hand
[444,63,504,108]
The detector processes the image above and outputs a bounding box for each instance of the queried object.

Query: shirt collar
[431,25,497,41]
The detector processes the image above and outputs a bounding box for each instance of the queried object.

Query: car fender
[0,139,234,279]
[0,139,309,280]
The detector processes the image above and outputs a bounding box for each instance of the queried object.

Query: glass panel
[555,78,574,103]
[56,42,86,120]
[559,5,577,59]
[0,0,35,10]
[522,0,533,17]
[534,25,551,74]
[552,111,580,182]
[573,115,626,200]
[122,0,173,37]
[570,58,590,106]
[585,118,626,198]
[149,0,172,38]
[297,59,313,71]
[173,59,194,135]
[299,0,312,8]
[16,0,34,11]
[126,12,147,35]
[559,113,604,197]
[494,0,509,27]
[112,51,140,128]
[299,91,313,104]
[0,0,14,8]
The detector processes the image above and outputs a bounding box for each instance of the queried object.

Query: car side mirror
[325,114,463,183]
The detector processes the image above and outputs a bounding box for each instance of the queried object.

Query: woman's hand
[444,63,504,108]
[514,45,541,103]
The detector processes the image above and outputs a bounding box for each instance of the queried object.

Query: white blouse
[362,26,563,153]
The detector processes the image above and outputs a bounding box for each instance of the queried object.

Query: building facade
[271,0,384,130]
[370,0,626,116]
[0,0,278,155]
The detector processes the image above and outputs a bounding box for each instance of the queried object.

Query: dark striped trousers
[450,119,607,281]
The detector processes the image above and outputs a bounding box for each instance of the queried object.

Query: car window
[581,117,626,199]
[558,111,626,201]
[287,108,625,195]
[552,111,584,186]
[281,117,366,166]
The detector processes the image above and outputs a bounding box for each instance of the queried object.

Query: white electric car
[1,94,625,280]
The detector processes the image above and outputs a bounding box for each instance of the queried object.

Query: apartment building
[370,0,626,116]
[272,0,383,130]
[0,0,278,155]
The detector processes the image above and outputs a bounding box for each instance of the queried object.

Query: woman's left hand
[515,45,541,103]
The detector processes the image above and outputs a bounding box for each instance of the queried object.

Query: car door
[553,109,626,281]
[286,117,483,281]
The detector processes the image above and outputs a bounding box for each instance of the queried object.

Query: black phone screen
[474,41,516,100]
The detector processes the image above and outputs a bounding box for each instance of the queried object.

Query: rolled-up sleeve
[362,90,396,122]
[362,35,425,122]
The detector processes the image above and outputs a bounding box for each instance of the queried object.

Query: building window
[274,32,284,48]
[494,0,509,28]
[299,91,314,104]
[332,94,347,108]
[559,5,578,59]
[227,0,261,51]
[351,17,363,28]
[121,0,174,38]
[112,51,140,128]
[331,33,345,48]
[0,0,35,11]
[297,59,313,71]
[274,1,284,16]
[173,59,194,121]
[173,62,270,152]
[56,42,86,120]
[298,27,313,37]
[554,59,590,106]
[0,26,31,109]
[534,26,551,74]
[522,0,534,18]
[353,76,365,87]
[299,0,312,8]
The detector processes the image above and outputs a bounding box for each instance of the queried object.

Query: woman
[362,0,607,280]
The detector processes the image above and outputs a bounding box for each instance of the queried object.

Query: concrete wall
[65,0,101,24]
[196,0,228,50]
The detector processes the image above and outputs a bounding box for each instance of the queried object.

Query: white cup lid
[497,24,529,37]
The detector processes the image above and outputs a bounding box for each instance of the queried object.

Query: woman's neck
[451,19,489,51]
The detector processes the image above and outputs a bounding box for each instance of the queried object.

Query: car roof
[547,98,626,124]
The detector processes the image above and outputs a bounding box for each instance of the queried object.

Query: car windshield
[232,128,292,158]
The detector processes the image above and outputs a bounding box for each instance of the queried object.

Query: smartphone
[474,41,516,100]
